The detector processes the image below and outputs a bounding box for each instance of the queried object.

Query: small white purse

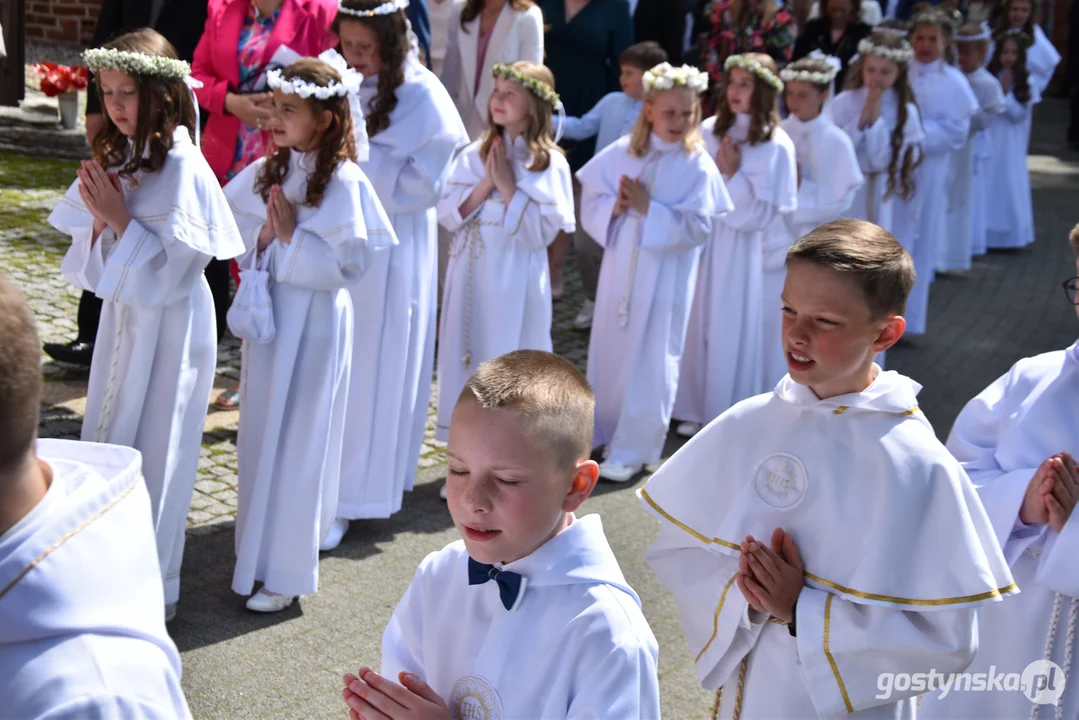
[226,245,275,343]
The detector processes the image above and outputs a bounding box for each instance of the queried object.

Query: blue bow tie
[467,557,527,611]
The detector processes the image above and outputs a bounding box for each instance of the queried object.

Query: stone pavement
[3,99,1077,718]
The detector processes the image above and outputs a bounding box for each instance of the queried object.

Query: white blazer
[440,0,544,140]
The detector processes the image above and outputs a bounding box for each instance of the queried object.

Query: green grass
[0,151,80,189]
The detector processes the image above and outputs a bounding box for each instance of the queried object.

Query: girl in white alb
[674,53,797,438]
[772,55,863,387]
[954,23,1006,258]
[901,9,978,327]
[577,62,730,483]
[990,0,1060,97]
[436,61,575,440]
[984,30,1040,250]
[47,30,244,619]
[330,0,468,538]
[224,54,396,612]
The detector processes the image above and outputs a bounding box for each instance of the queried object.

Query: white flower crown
[856,37,914,63]
[267,49,363,100]
[723,55,784,92]
[83,47,193,80]
[955,20,992,42]
[491,63,560,106]
[337,0,409,18]
[779,52,840,85]
[875,25,910,38]
[642,62,709,94]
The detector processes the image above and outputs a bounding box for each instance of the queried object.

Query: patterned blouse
[701,0,796,84]
[225,0,280,181]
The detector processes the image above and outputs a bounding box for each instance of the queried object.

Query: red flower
[34,64,89,96]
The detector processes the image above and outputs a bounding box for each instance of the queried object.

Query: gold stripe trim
[0,475,142,602]
[696,572,739,663]
[643,489,1019,606]
[824,594,854,713]
[833,406,848,415]
[900,405,920,416]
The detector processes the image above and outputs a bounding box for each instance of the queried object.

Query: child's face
[270,89,330,152]
[339,20,381,77]
[726,67,756,114]
[956,41,986,73]
[998,38,1020,69]
[784,81,826,122]
[644,88,695,143]
[781,260,902,399]
[911,24,945,63]
[1008,0,1032,27]
[862,55,900,91]
[489,76,532,137]
[620,64,646,100]
[99,69,139,137]
[445,400,596,565]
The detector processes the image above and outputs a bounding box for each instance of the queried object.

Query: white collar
[774,365,922,416]
[649,132,684,153]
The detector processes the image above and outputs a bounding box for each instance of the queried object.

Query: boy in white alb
[342,350,660,719]
[0,272,191,719]
[919,224,1079,719]
[641,220,1016,719]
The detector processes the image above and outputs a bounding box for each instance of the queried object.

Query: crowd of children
[4,0,1073,715]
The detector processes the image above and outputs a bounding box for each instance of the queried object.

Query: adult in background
[542,0,632,299]
[633,0,690,64]
[793,0,873,88]
[190,0,338,408]
[441,0,544,140]
[699,0,796,86]
[42,0,209,367]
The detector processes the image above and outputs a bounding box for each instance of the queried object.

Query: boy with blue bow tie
[342,350,660,720]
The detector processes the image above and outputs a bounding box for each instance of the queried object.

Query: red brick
[52,6,89,17]
[25,25,46,39]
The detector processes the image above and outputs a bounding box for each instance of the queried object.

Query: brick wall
[26,0,104,46]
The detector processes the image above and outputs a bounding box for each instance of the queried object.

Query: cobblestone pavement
[4,100,1078,718]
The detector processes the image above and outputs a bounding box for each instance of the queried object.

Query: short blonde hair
[457,350,594,471]
[787,219,916,318]
[0,271,42,476]
[1069,223,1079,256]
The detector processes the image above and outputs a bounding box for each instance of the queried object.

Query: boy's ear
[872,314,907,353]
[563,459,600,513]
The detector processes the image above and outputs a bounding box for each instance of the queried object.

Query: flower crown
[856,37,914,63]
[83,47,193,81]
[337,0,409,17]
[995,27,1033,48]
[491,63,559,106]
[875,24,910,38]
[723,55,784,92]
[779,52,840,85]
[267,49,362,100]
[642,63,709,94]
[955,20,992,42]
[911,7,958,31]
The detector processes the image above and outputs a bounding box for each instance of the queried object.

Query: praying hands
[342,668,451,720]
[737,528,804,624]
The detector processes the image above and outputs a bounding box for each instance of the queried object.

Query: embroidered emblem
[753,453,808,509]
[449,675,503,720]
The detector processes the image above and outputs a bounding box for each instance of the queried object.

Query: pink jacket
[192,0,339,181]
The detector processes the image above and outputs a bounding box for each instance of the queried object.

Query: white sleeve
[502,189,573,251]
[644,523,768,690]
[90,220,211,309]
[566,641,661,720]
[796,587,976,718]
[380,572,427,681]
[60,226,117,293]
[636,198,714,253]
[1036,512,1079,597]
[921,113,971,156]
[561,95,608,142]
[36,695,191,720]
[579,183,620,249]
[365,137,460,216]
[721,171,781,231]
[267,230,366,290]
[1002,94,1030,123]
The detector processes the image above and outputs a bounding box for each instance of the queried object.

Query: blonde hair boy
[343,351,660,720]
[641,220,1014,718]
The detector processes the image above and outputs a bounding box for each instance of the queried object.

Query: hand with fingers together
[1047,452,1079,533]
[267,185,297,245]
[77,159,130,240]
[738,528,804,624]
[342,668,451,720]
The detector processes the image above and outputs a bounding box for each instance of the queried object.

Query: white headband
[337,0,409,18]
[779,51,841,85]
[267,49,363,99]
[955,21,992,42]
[856,37,914,63]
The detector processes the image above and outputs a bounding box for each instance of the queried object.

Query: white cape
[0,440,190,718]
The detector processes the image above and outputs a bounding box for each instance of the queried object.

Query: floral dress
[225,0,280,181]
[701,0,796,85]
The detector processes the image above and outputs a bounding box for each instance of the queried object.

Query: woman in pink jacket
[192,0,338,407]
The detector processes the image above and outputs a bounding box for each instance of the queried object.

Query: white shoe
[246,589,295,613]
[676,421,702,438]
[319,518,349,552]
[439,483,448,500]
[573,300,595,330]
[164,603,177,623]
[598,461,643,483]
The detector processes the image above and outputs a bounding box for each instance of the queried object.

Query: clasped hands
[480,136,517,202]
[342,668,450,720]
[257,185,297,251]
[738,527,804,625]
[612,175,650,218]
[77,159,130,240]
[1020,451,1079,533]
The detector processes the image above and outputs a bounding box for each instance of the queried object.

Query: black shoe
[43,340,94,367]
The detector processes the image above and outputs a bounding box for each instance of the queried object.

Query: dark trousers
[76,258,233,345]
